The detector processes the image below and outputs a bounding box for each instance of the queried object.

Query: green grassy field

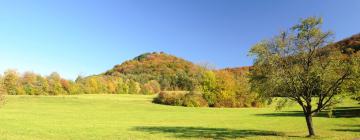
[0,95,358,140]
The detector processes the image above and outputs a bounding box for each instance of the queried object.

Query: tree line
[0,70,161,96]
[0,65,262,108]
[153,67,263,108]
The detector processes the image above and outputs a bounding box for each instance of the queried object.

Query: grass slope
[0,95,358,140]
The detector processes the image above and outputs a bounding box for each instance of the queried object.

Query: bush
[153,90,264,108]
[153,91,186,106]
[213,97,236,108]
[183,92,208,107]
[153,91,209,107]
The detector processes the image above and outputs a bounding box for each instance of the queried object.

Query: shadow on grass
[255,107,360,118]
[333,125,360,133]
[132,126,285,140]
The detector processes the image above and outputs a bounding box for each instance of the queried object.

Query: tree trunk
[305,114,316,136]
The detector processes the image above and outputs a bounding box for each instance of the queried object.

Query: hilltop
[104,52,202,90]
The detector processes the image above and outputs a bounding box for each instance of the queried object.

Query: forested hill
[328,33,360,52]
[104,52,202,91]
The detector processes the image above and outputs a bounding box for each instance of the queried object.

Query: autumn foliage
[0,36,358,108]
[105,52,201,91]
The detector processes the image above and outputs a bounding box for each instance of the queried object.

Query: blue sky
[0,0,359,79]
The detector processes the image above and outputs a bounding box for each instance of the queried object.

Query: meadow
[0,94,358,140]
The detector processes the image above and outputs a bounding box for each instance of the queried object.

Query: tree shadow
[132,126,285,140]
[255,107,360,118]
[333,125,360,133]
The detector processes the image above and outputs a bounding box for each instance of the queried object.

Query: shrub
[183,92,208,107]
[153,91,209,107]
[153,91,186,106]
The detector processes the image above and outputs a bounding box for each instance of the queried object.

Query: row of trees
[0,70,161,96]
[0,66,262,108]
[154,67,263,108]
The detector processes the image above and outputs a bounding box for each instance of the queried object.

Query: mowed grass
[0,95,358,140]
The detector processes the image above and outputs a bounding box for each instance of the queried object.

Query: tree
[213,70,237,107]
[199,70,239,107]
[60,79,71,94]
[3,69,19,95]
[249,17,360,136]
[175,72,195,91]
[114,77,128,94]
[141,80,161,94]
[148,80,161,93]
[36,75,49,95]
[81,77,98,94]
[0,74,5,105]
[47,72,65,95]
[127,80,141,94]
[199,70,217,106]
[22,72,38,95]
[343,52,360,102]
[106,78,117,94]
[0,75,4,94]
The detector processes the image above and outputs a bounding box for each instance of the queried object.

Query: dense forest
[0,33,359,108]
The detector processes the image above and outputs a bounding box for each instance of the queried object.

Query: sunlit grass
[0,94,358,140]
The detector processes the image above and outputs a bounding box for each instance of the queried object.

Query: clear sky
[0,0,359,79]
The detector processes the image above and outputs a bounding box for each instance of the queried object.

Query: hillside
[104,52,202,90]
[222,66,251,76]
[329,33,360,52]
